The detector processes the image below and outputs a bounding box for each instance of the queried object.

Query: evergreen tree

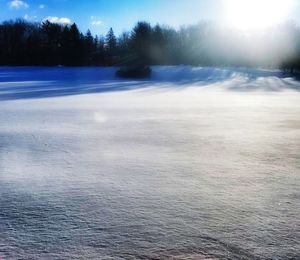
[131,21,152,65]
[83,29,95,65]
[61,23,84,65]
[105,28,117,55]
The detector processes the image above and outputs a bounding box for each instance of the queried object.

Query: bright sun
[225,0,294,30]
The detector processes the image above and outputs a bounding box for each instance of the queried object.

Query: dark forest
[1,19,300,71]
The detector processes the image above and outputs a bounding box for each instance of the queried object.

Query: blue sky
[1,0,299,36]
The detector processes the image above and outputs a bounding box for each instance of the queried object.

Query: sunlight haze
[225,0,295,30]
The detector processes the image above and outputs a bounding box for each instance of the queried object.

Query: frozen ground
[0,66,299,259]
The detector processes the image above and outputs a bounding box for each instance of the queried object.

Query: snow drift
[0,66,299,101]
[0,66,299,259]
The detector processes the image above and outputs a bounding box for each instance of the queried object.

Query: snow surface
[0,66,299,259]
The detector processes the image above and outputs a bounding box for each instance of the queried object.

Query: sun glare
[225,0,294,31]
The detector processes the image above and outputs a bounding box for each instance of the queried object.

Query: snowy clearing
[0,66,299,259]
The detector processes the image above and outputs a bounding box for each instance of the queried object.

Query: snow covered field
[0,66,299,259]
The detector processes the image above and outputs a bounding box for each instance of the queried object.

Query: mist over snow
[0,66,299,259]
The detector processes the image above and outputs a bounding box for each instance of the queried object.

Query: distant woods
[1,19,300,71]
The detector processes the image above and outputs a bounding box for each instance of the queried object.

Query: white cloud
[8,0,29,9]
[90,16,102,26]
[91,20,102,26]
[24,14,38,21]
[39,4,45,9]
[43,16,72,25]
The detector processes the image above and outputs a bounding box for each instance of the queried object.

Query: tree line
[0,19,300,71]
